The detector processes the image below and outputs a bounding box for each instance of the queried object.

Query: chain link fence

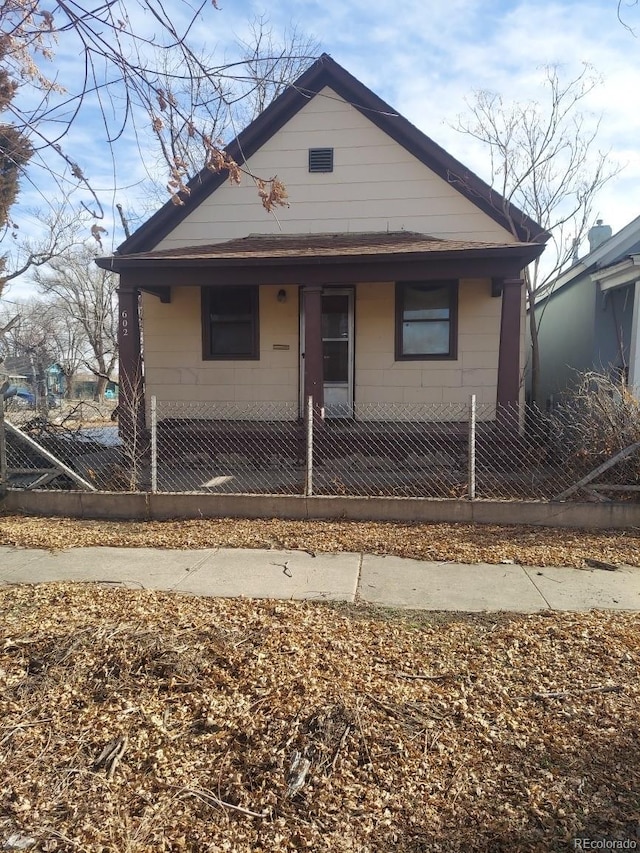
[1,392,637,501]
[153,401,303,494]
[310,401,469,497]
[1,399,121,491]
[308,401,578,499]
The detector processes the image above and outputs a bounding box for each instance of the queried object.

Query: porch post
[302,284,324,411]
[496,277,524,412]
[117,277,145,443]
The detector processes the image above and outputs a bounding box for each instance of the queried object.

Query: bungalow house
[96,54,546,436]
[532,215,640,406]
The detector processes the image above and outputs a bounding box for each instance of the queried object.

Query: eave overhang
[591,255,640,292]
[97,232,544,288]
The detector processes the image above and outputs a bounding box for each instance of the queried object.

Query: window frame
[394,280,458,361]
[201,285,260,361]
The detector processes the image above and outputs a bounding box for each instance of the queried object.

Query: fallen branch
[93,735,128,779]
[329,724,351,774]
[178,786,269,819]
[553,441,640,501]
[525,685,623,701]
[354,699,379,782]
[366,692,445,721]
[0,718,53,747]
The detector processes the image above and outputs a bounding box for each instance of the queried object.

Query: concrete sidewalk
[1,545,640,612]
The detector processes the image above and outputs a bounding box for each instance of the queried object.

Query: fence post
[305,395,313,497]
[0,402,7,495]
[468,394,476,500]
[150,395,158,494]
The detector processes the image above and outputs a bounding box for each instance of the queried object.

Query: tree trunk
[62,370,75,400]
[94,374,108,401]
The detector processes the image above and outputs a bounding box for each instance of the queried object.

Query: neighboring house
[96,54,546,427]
[69,372,118,401]
[532,215,640,407]
[2,356,36,387]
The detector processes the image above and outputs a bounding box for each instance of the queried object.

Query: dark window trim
[394,280,458,361]
[201,285,260,361]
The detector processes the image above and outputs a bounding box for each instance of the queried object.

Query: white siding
[356,279,503,406]
[143,279,515,410]
[155,86,514,250]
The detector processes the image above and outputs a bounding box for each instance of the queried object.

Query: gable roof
[119,54,549,255]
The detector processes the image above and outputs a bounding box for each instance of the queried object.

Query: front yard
[1,583,639,852]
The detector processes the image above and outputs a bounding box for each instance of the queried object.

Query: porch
[98,232,546,447]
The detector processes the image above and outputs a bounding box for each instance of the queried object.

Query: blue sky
[5,0,640,300]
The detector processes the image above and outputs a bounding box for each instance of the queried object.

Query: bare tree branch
[451,64,621,404]
[0,1,320,281]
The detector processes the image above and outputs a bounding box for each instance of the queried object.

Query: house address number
[120,309,129,337]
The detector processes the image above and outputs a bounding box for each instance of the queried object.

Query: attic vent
[308,148,334,173]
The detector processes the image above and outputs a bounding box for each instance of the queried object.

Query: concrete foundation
[2,488,639,529]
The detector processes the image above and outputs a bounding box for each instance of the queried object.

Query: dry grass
[0,514,639,567]
[1,583,640,852]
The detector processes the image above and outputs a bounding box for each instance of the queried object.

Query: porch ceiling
[97,231,545,286]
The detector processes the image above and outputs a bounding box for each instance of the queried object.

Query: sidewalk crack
[353,553,364,604]
[171,549,218,590]
[522,566,552,610]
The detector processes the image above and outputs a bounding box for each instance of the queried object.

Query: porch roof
[97,231,544,295]
[98,231,544,273]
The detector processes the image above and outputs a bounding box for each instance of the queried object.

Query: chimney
[588,219,612,253]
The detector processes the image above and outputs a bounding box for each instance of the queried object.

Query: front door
[300,287,354,417]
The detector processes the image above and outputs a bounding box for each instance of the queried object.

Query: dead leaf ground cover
[1,515,639,567]
[1,583,640,852]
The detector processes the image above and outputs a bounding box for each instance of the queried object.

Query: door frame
[299,286,355,418]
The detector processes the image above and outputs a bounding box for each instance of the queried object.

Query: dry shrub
[551,371,640,484]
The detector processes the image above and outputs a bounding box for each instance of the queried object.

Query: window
[202,286,259,360]
[395,281,457,360]
[308,147,334,173]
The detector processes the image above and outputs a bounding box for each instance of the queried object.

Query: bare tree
[0,206,89,297]
[235,18,321,126]
[31,243,118,400]
[0,299,59,410]
[139,16,319,205]
[452,65,620,405]
[41,299,87,399]
[1,0,313,282]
